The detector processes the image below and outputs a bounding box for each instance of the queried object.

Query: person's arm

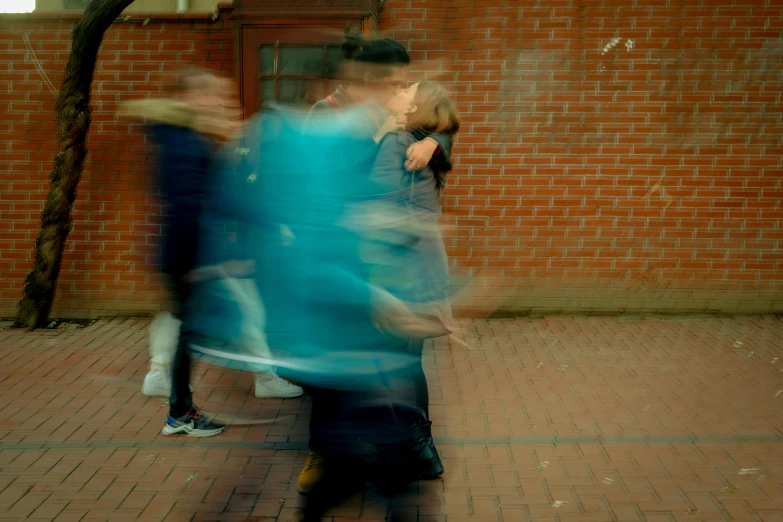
[429,132,453,167]
[289,259,442,339]
[404,133,453,172]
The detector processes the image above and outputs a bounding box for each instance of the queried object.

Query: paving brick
[0,486,30,510]
[4,493,51,519]
[52,510,90,522]
[2,317,783,520]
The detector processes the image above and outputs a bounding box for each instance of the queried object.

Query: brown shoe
[297,450,326,494]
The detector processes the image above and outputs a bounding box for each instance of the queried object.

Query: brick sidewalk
[1,316,783,521]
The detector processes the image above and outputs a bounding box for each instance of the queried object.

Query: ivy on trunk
[16,0,136,328]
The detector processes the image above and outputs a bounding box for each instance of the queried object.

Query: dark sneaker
[161,407,225,437]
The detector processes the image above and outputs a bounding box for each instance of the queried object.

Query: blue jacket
[246,105,413,387]
[364,131,453,336]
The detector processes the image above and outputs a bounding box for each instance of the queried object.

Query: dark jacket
[151,122,213,277]
[119,98,242,277]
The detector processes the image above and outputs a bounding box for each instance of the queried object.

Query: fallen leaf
[552,500,568,508]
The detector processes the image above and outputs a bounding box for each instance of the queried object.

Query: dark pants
[308,381,420,454]
[302,343,431,519]
[308,339,430,451]
[168,275,194,418]
[304,360,424,521]
[308,386,338,452]
[408,338,429,419]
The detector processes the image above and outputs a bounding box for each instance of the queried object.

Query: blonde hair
[405,81,460,135]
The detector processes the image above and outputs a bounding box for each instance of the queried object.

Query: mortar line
[1,432,782,452]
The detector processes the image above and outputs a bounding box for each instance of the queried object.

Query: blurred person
[197,53,450,517]
[369,80,461,480]
[140,70,229,436]
[250,108,437,522]
[295,36,455,496]
[120,70,301,437]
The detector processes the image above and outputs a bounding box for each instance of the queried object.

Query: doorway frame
[231,0,381,116]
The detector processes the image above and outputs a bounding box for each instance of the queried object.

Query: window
[259,43,343,109]
[0,0,35,12]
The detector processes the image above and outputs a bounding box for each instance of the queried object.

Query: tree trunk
[15,0,136,329]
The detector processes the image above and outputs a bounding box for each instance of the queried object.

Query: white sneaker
[254,373,304,399]
[142,371,192,397]
[142,371,171,397]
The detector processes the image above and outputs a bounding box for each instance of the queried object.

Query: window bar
[274,41,280,102]
[323,45,331,100]
[256,45,265,111]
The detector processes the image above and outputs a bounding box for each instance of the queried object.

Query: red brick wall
[382,0,783,315]
[0,13,234,318]
[1,1,782,318]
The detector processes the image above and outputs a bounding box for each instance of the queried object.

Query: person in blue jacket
[232,38,447,519]
[267,105,433,522]
[295,35,458,495]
